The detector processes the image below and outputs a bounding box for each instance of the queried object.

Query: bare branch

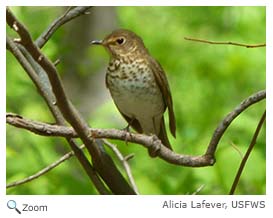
[6,37,60,121]
[5,113,208,166]
[6,89,266,167]
[229,110,266,195]
[205,90,266,158]
[184,37,266,48]
[36,6,92,48]
[103,140,139,194]
[6,145,84,189]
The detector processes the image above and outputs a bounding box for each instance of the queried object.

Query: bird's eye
[116,37,125,45]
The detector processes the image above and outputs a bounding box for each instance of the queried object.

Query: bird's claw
[148,135,162,157]
[121,125,132,145]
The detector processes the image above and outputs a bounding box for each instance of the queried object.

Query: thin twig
[124,154,135,161]
[229,110,266,195]
[184,37,266,48]
[230,141,244,159]
[7,145,85,189]
[6,89,266,167]
[103,140,139,194]
[191,184,205,195]
[36,6,92,48]
[53,59,60,66]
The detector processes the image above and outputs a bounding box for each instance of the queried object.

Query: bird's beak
[90,39,103,45]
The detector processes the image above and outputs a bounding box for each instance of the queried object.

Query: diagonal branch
[36,6,92,48]
[6,145,85,189]
[103,140,139,194]
[6,89,266,167]
[229,110,266,195]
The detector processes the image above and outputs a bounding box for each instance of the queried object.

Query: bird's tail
[148,118,173,157]
[158,117,173,150]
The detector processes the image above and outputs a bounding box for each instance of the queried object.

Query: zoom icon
[7,200,21,214]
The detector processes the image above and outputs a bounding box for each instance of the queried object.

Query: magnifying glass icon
[7,200,21,214]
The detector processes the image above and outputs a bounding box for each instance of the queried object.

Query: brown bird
[91,29,176,154]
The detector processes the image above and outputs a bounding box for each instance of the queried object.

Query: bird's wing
[147,56,176,137]
[119,112,143,133]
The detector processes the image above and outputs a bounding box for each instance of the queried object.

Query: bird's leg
[121,118,135,145]
[122,123,131,133]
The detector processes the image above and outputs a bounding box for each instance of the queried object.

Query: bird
[91,29,176,155]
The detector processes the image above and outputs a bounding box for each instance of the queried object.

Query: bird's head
[91,29,147,58]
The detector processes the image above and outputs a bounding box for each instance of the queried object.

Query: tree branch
[184,37,266,48]
[229,110,266,195]
[205,90,266,158]
[103,140,139,194]
[6,7,135,195]
[6,145,84,189]
[36,6,92,48]
[6,89,266,167]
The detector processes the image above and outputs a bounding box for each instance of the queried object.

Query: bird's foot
[148,135,162,157]
[121,124,132,145]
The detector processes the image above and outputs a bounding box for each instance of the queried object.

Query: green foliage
[6,6,265,195]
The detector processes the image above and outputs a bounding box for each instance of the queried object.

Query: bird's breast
[106,59,165,118]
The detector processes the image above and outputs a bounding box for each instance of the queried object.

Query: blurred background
[6,6,266,194]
